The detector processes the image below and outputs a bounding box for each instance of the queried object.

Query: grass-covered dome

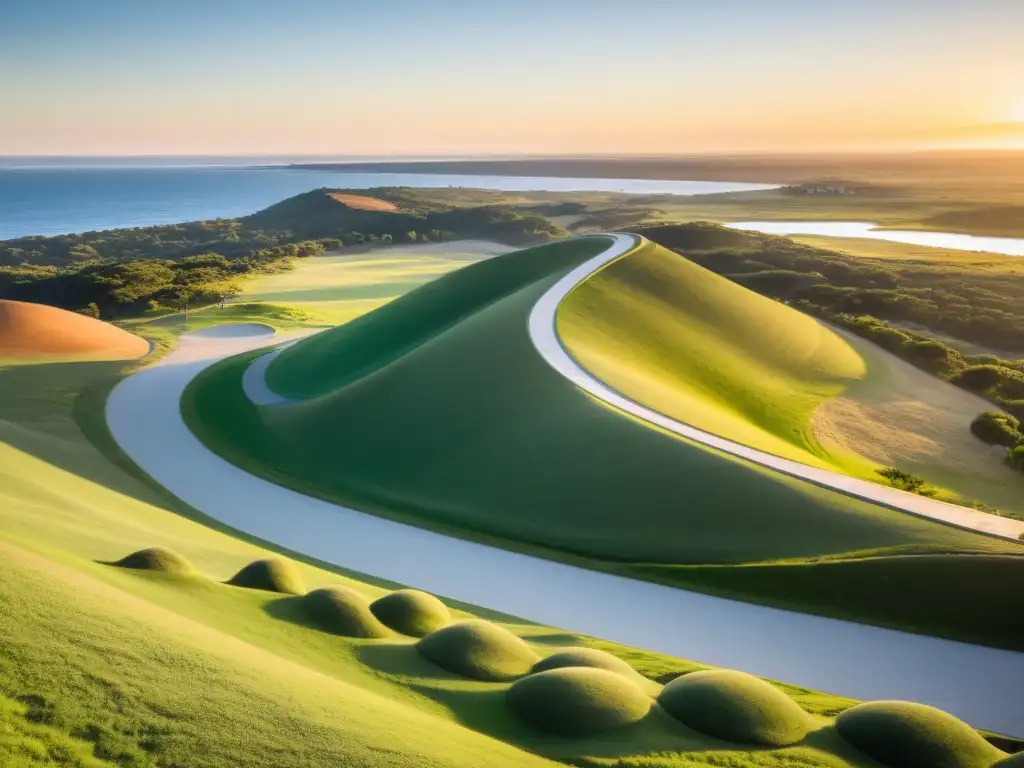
[532,647,656,692]
[226,558,305,594]
[508,667,651,736]
[300,587,391,638]
[370,589,451,637]
[417,620,539,681]
[113,547,196,577]
[657,669,811,746]
[836,701,1004,768]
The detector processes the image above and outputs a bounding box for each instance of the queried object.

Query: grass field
[183,237,1022,647]
[1,305,931,768]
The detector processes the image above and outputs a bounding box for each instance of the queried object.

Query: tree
[876,467,934,496]
[380,234,393,245]
[406,231,418,243]
[76,302,100,319]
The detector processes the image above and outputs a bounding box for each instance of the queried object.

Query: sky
[2,0,1023,156]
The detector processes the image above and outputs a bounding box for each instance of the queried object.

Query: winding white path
[106,283,1024,737]
[529,233,1024,541]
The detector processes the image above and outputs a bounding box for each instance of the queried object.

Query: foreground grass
[0,345,904,767]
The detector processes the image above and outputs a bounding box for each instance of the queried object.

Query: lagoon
[727,220,1024,257]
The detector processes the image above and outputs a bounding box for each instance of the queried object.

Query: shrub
[507,668,651,736]
[875,468,935,496]
[369,589,451,637]
[1007,446,1024,473]
[970,411,1022,448]
[417,620,539,681]
[226,558,305,594]
[300,587,391,638]
[532,647,655,692]
[112,547,195,576]
[657,670,811,746]
[836,701,1003,768]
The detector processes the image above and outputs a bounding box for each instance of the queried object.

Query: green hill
[558,237,868,470]
[184,235,1022,647]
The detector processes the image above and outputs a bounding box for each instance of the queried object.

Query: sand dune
[0,299,149,361]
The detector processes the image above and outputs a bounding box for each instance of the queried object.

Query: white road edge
[105,238,1024,737]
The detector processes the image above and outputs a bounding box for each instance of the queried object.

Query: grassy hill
[184,236,1022,645]
[557,238,869,471]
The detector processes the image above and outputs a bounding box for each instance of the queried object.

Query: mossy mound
[370,589,451,637]
[226,558,305,594]
[532,647,654,690]
[300,587,391,638]
[657,669,811,746]
[507,667,651,736]
[417,620,540,681]
[113,547,195,576]
[836,701,1004,768]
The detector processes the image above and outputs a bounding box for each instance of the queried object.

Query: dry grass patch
[327,193,399,212]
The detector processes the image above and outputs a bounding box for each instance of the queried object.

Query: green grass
[370,589,452,637]
[557,238,870,473]
[658,670,814,747]
[835,701,1005,768]
[506,667,651,736]
[417,620,541,681]
[0,247,1012,766]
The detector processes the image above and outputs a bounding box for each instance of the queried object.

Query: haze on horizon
[3,0,1023,157]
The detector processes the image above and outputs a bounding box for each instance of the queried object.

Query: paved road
[107,290,1024,736]
[529,233,1024,542]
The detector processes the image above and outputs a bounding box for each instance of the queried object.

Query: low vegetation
[299,587,392,638]
[657,670,812,747]
[506,667,651,736]
[417,620,540,681]
[532,647,654,691]
[835,701,1005,768]
[112,547,196,577]
[369,589,451,637]
[225,558,306,594]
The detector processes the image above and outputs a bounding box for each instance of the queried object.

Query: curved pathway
[528,233,1024,541]
[107,283,1024,738]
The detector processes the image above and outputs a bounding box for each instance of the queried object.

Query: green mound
[300,587,391,638]
[417,620,539,681]
[226,558,305,594]
[112,547,195,576]
[507,667,651,736]
[836,701,1004,768]
[558,232,865,467]
[266,237,611,399]
[369,589,451,637]
[532,647,652,689]
[657,669,811,746]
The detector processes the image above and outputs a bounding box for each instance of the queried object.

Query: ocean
[0,162,774,240]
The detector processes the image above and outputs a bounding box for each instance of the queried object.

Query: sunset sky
[3,0,1022,156]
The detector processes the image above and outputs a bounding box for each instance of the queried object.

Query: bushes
[970,412,1023,448]
[1007,446,1024,473]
